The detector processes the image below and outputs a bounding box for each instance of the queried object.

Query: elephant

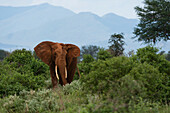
[34,41,80,88]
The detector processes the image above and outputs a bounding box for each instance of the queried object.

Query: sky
[0,0,144,19]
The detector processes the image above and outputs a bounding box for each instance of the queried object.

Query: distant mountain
[0,3,75,38]
[0,3,169,52]
[102,13,138,33]
[0,5,34,20]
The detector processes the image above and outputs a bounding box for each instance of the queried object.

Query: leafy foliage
[133,0,170,44]
[0,62,47,97]
[82,54,95,63]
[4,49,32,66]
[0,49,10,60]
[165,51,170,61]
[108,33,125,56]
[80,45,100,59]
[129,63,165,101]
[0,49,50,97]
[134,46,170,75]
[97,48,112,60]
[0,80,168,113]
[0,46,169,112]
[81,46,169,102]
[81,56,133,94]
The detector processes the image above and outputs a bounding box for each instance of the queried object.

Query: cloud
[0,0,144,18]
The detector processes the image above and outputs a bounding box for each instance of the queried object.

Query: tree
[128,50,135,57]
[165,51,170,61]
[108,33,125,56]
[4,49,33,66]
[133,0,170,44]
[0,49,10,60]
[97,48,112,60]
[82,54,94,63]
[134,46,170,75]
[80,45,100,59]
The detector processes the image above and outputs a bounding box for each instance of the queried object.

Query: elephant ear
[66,44,80,58]
[34,41,55,66]
[66,44,80,67]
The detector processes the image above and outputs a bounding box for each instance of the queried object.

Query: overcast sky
[0,0,144,19]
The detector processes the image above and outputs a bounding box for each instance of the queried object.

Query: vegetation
[80,45,100,59]
[0,46,169,113]
[165,51,170,61]
[0,49,10,60]
[108,33,125,56]
[133,0,170,44]
[0,49,49,98]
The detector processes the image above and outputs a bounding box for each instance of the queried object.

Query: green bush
[129,63,168,102]
[0,80,169,113]
[0,49,50,97]
[0,62,47,97]
[0,49,10,60]
[134,46,170,75]
[128,98,161,113]
[80,56,133,94]
[63,80,82,95]
[92,75,146,113]
[97,48,112,60]
[131,46,170,101]
[0,83,88,113]
[82,54,95,63]
[4,49,33,66]
[4,49,49,76]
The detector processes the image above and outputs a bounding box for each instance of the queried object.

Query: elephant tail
[76,66,81,78]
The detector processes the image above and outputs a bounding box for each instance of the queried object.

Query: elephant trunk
[58,64,68,85]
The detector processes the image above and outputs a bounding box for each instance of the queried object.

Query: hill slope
[0,3,169,51]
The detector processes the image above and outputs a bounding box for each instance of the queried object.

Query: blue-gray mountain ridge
[0,3,169,51]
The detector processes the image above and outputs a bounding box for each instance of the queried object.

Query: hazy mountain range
[0,3,169,52]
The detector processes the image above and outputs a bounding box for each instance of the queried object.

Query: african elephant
[34,41,80,88]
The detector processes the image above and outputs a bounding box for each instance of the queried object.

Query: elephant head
[34,41,80,87]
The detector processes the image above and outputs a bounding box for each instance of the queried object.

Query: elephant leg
[67,57,77,83]
[50,64,58,88]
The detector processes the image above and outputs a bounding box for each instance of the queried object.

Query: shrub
[0,84,88,113]
[0,49,50,97]
[3,49,49,76]
[82,54,95,63]
[80,56,133,94]
[63,80,82,95]
[0,62,47,97]
[0,49,10,60]
[93,75,146,113]
[129,63,168,102]
[4,49,33,66]
[128,98,161,113]
[131,46,170,101]
[97,48,112,60]
[134,46,170,75]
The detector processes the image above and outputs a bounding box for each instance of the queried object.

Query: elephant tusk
[55,66,59,80]
[65,67,67,78]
